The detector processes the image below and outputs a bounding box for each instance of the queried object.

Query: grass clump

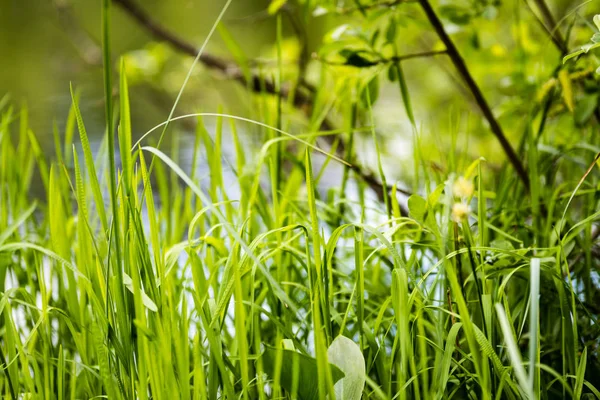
[2,81,600,398]
[1,2,600,400]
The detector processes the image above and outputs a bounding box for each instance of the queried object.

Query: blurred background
[0,0,595,190]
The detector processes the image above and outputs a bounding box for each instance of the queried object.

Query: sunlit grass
[1,2,600,400]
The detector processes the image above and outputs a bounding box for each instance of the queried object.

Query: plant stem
[419,0,530,191]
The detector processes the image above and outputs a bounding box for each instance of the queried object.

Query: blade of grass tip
[27,127,50,194]
[141,146,300,315]
[573,347,587,399]
[213,110,225,198]
[528,258,540,394]
[304,149,331,340]
[63,96,77,166]
[18,103,28,169]
[118,58,132,197]
[0,94,10,112]
[138,148,162,279]
[69,84,109,233]
[476,161,488,263]
[495,303,532,398]
[140,0,233,194]
[53,121,64,166]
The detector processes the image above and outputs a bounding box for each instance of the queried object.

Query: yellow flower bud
[453,176,474,198]
[452,202,470,223]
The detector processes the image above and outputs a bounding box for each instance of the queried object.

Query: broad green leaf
[327,336,365,400]
[261,345,345,400]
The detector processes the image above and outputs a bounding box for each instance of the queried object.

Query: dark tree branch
[418,0,531,191]
[319,50,448,66]
[338,0,418,15]
[112,0,412,212]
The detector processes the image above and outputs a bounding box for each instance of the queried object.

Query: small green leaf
[408,194,427,222]
[385,17,397,43]
[563,49,585,64]
[360,76,380,106]
[592,33,600,43]
[561,41,600,63]
[387,64,397,81]
[427,184,445,207]
[594,14,600,31]
[439,5,471,25]
[371,29,380,46]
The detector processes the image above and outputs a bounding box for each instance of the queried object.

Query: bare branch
[419,0,530,191]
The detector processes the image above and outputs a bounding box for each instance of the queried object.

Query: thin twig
[418,0,531,191]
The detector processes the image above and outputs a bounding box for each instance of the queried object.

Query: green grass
[1,3,600,400]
